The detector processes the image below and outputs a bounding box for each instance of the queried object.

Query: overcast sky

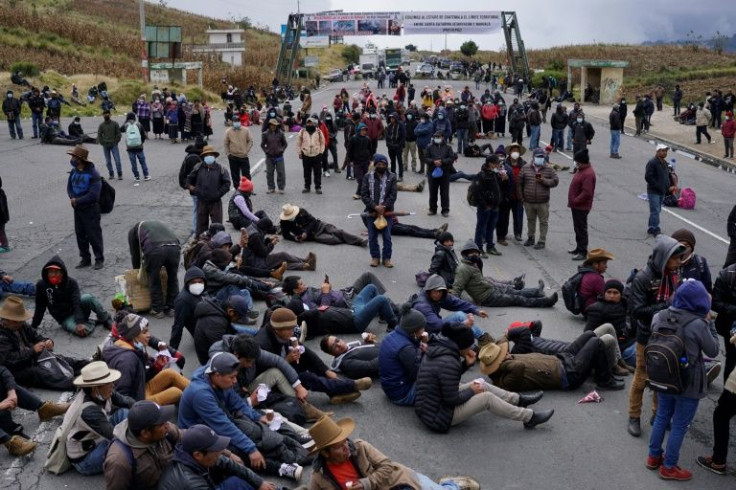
[163,0,731,50]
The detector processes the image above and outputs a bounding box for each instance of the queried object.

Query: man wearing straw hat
[279,204,366,247]
[308,414,480,489]
[67,144,105,269]
[187,145,232,236]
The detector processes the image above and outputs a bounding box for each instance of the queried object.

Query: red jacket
[722,119,736,139]
[365,117,384,140]
[567,164,596,211]
[579,271,605,312]
[318,122,330,148]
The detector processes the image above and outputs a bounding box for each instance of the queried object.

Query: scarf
[656,270,679,302]
[368,171,387,205]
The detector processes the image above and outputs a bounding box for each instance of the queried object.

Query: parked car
[439,59,452,69]
[416,64,435,77]
[450,62,464,71]
[326,69,344,82]
[360,63,375,79]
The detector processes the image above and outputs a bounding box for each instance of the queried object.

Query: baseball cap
[181,424,230,453]
[226,295,250,320]
[128,400,175,433]
[204,352,240,375]
[656,144,669,151]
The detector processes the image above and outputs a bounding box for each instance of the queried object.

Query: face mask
[407,114,413,120]
[433,138,442,144]
[621,99,626,104]
[421,119,428,124]
[306,125,316,133]
[491,168,499,173]
[534,157,545,166]
[6,94,12,99]
[375,166,386,174]
[233,122,241,129]
[204,155,216,165]
[577,118,583,123]
[134,341,145,350]
[438,114,445,120]
[460,105,466,110]
[48,275,62,286]
[188,283,205,296]
[370,114,377,119]
[103,116,110,121]
[73,121,80,125]
[70,159,77,167]
[326,117,332,121]
[510,152,520,160]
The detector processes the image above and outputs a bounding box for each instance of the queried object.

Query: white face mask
[204,156,216,165]
[433,138,442,144]
[510,152,520,160]
[534,157,545,166]
[188,283,205,296]
[577,118,583,123]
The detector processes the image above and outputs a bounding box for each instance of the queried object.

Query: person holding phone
[516,148,559,250]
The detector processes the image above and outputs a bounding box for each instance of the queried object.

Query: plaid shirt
[136,100,151,119]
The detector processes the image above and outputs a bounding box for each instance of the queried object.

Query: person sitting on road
[67,117,97,144]
[254,308,372,405]
[411,274,488,337]
[31,256,113,337]
[320,333,380,379]
[102,314,190,406]
[428,232,459,288]
[63,362,132,476]
[308,414,481,489]
[202,248,273,304]
[576,248,616,315]
[584,279,637,370]
[279,203,367,247]
[453,241,558,308]
[227,176,276,232]
[103,400,179,490]
[157,424,276,490]
[191,229,239,269]
[169,266,207,351]
[39,117,80,145]
[415,323,553,433]
[193,295,258,364]
[236,224,315,279]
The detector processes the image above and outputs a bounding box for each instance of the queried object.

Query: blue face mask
[534,157,545,166]
[233,122,241,129]
[70,159,77,167]
[438,114,445,120]
[134,341,145,350]
[204,156,216,165]
[407,114,413,120]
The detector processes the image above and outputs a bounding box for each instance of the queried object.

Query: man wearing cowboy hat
[0,363,69,457]
[576,248,615,315]
[361,154,398,268]
[67,144,105,269]
[516,147,559,249]
[309,414,480,489]
[63,361,132,475]
[224,111,254,187]
[0,295,89,387]
[187,145,232,236]
[279,204,366,247]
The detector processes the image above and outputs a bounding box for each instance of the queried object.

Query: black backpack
[644,313,693,395]
[561,266,595,315]
[98,177,115,214]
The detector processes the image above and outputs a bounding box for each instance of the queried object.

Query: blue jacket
[178,366,261,455]
[432,110,452,139]
[378,328,422,401]
[67,163,102,206]
[414,121,434,150]
[410,290,478,334]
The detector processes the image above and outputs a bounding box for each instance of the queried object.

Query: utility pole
[140,0,149,83]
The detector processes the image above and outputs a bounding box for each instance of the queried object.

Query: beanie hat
[118,313,147,340]
[441,323,475,350]
[399,303,426,334]
[603,279,624,294]
[212,231,233,248]
[211,249,232,268]
[494,145,506,156]
[373,153,388,164]
[238,177,254,193]
[574,148,590,164]
[670,228,695,250]
[672,279,711,316]
[270,307,297,329]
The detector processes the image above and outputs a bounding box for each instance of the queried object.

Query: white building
[192,29,246,66]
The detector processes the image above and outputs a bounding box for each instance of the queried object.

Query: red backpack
[678,188,696,209]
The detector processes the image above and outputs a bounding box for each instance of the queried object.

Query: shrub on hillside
[10,61,39,77]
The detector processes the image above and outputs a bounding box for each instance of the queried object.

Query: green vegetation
[10,61,39,77]
[341,44,361,65]
[460,40,479,57]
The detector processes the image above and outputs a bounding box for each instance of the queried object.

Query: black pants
[0,382,42,443]
[560,331,610,389]
[322,141,338,171]
[481,288,550,308]
[146,245,181,312]
[388,147,403,178]
[497,198,523,239]
[428,175,450,214]
[712,389,736,464]
[196,199,223,236]
[393,222,436,239]
[571,208,590,254]
[510,128,523,145]
[696,125,711,143]
[228,155,251,187]
[302,155,322,190]
[370,138,378,155]
[724,237,736,268]
[299,370,356,396]
[74,204,104,262]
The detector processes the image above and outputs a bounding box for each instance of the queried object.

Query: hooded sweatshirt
[171,267,207,349]
[629,235,684,344]
[31,255,84,327]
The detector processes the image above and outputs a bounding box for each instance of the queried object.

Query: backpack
[678,188,696,209]
[561,266,596,315]
[98,177,115,214]
[45,398,96,474]
[644,313,694,394]
[466,177,479,207]
[125,122,142,147]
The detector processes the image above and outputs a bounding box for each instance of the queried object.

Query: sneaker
[514,234,522,241]
[352,194,361,200]
[533,241,546,250]
[144,175,151,181]
[278,462,303,481]
[382,259,394,268]
[93,261,104,270]
[297,321,308,343]
[277,189,284,194]
[706,362,721,386]
[149,310,165,319]
[659,465,692,481]
[498,239,508,246]
[487,247,502,256]
[479,251,489,259]
[298,434,315,450]
[441,212,449,217]
[437,476,480,490]
[646,454,664,470]
[117,175,123,180]
[323,171,330,177]
[302,188,310,193]
[427,210,437,216]
[267,189,276,194]
[316,189,323,194]
[75,259,92,269]
[571,253,586,261]
[596,378,625,390]
[354,377,372,390]
[329,391,361,404]
[696,456,727,475]
[0,247,9,254]
[523,238,535,246]
[109,173,115,179]
[134,177,141,182]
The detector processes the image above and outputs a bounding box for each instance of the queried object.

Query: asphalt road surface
[1,72,735,489]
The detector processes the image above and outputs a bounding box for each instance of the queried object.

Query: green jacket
[97,119,121,146]
[490,352,563,391]
[452,259,493,304]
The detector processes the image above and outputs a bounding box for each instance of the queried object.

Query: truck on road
[384,48,402,72]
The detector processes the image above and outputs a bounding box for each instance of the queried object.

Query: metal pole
[140,0,149,83]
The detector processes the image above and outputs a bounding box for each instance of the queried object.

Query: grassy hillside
[0,0,281,112]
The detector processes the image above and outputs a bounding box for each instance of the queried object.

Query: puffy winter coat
[428,243,459,288]
[516,164,559,204]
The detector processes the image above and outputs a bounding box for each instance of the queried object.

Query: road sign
[304,56,319,67]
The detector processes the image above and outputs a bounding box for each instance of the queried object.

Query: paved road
[1,73,735,489]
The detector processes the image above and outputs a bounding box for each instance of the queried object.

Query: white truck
[359,53,379,78]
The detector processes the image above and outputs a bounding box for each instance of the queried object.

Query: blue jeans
[390,383,416,407]
[647,193,664,234]
[415,472,461,490]
[0,279,35,299]
[215,285,254,311]
[449,171,474,182]
[72,408,128,475]
[475,207,499,249]
[6,117,22,139]
[456,128,468,153]
[352,284,396,330]
[551,129,564,149]
[191,195,198,235]
[31,112,43,138]
[217,475,255,490]
[362,215,393,260]
[232,323,259,336]
[127,150,149,178]
[648,393,700,468]
[610,130,621,155]
[444,311,483,338]
[103,145,122,176]
[622,343,636,367]
[529,125,540,150]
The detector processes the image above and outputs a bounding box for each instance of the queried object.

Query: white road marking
[661,208,730,244]
[540,140,573,160]
[251,157,266,176]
